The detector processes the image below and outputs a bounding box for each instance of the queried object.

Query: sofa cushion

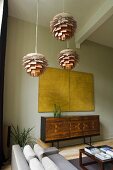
[48,154,78,170]
[29,158,44,170]
[34,144,44,161]
[23,145,36,163]
[42,157,59,170]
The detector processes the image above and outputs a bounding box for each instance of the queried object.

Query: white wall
[3,17,113,146]
[0,0,3,34]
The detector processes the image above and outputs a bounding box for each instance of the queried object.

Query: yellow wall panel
[38,67,94,112]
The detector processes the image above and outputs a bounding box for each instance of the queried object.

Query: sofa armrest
[48,154,78,170]
[11,145,30,170]
[43,147,59,156]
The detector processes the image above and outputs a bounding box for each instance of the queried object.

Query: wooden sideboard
[41,115,100,145]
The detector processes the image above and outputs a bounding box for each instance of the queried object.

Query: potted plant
[53,104,61,118]
[11,125,36,147]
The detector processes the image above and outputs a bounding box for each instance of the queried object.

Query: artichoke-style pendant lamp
[50,12,77,41]
[23,53,48,77]
[23,0,48,77]
[59,49,79,70]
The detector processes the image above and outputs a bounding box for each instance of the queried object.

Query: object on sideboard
[53,104,61,118]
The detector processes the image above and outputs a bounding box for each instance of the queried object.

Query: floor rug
[69,157,113,170]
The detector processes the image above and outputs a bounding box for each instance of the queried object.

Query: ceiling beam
[75,0,113,48]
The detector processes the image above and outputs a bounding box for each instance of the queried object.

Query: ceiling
[8,0,113,48]
[88,14,113,48]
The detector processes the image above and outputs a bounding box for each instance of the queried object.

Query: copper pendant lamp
[50,0,77,41]
[23,0,48,77]
[23,53,48,77]
[50,12,77,41]
[59,48,79,70]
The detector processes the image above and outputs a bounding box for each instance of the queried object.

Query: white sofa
[11,145,78,170]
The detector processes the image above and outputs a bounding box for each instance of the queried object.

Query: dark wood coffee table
[79,148,113,170]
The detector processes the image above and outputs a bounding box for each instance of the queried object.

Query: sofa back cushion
[29,158,44,170]
[34,144,44,161]
[42,157,59,170]
[23,145,36,163]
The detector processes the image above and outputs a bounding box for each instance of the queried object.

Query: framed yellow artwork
[38,67,94,112]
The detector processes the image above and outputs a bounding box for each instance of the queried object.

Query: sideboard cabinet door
[82,116,100,136]
[44,118,70,141]
[70,117,83,138]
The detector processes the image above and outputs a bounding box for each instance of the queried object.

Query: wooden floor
[2,138,113,170]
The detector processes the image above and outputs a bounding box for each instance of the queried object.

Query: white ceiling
[8,0,113,48]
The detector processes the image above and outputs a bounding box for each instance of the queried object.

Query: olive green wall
[3,17,113,146]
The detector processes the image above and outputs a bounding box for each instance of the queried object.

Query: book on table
[84,146,100,155]
[99,145,113,158]
[99,145,112,153]
[95,152,111,160]
[106,149,113,158]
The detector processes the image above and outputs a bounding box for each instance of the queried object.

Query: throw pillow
[29,158,44,170]
[42,157,59,170]
[23,145,36,163]
[34,144,44,161]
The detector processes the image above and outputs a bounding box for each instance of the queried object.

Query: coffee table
[79,148,113,170]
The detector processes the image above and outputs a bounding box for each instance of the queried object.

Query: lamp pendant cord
[35,0,39,53]
[66,40,69,49]
[62,0,64,12]
[68,70,70,112]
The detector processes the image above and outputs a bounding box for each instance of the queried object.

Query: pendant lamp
[50,12,77,41]
[23,0,48,77]
[59,48,79,70]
